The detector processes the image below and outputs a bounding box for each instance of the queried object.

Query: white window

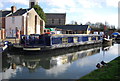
[73,37,78,43]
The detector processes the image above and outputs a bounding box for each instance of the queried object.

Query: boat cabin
[20,34,102,48]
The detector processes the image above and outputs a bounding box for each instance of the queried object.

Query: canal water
[0,43,119,80]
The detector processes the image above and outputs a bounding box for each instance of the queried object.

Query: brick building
[45,13,66,25]
[0,10,11,39]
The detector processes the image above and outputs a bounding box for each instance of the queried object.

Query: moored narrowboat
[13,34,102,51]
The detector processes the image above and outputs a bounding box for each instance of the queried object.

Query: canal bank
[78,56,120,80]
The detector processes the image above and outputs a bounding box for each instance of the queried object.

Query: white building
[5,6,45,38]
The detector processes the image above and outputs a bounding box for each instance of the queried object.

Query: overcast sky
[0,0,119,28]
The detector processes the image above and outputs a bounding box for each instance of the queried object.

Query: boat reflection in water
[50,48,100,68]
[2,47,100,73]
[4,48,99,69]
[2,42,119,79]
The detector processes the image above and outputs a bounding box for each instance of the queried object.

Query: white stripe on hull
[23,47,41,51]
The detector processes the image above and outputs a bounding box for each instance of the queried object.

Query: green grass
[77,56,120,80]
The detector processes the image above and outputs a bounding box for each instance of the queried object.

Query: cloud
[46,63,70,76]
[108,44,119,55]
[76,0,105,8]
[2,0,29,6]
[1,0,119,10]
[0,2,4,9]
[76,0,119,8]
[106,0,119,8]
[46,8,67,13]
[2,66,23,79]
[41,0,76,8]
[80,11,117,27]
[41,0,105,9]
[5,8,11,10]
[65,8,117,27]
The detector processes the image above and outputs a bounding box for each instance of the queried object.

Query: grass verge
[77,56,120,81]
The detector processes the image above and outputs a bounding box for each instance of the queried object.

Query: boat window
[88,37,92,41]
[62,38,68,44]
[35,36,39,39]
[96,37,98,40]
[47,30,50,32]
[73,37,78,43]
[44,30,46,32]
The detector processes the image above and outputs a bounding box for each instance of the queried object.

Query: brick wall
[1,29,5,39]
[2,18,5,28]
[46,13,66,25]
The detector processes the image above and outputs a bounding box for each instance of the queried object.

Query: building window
[35,15,37,33]
[59,19,61,24]
[40,20,43,26]
[52,19,54,24]
[12,17,15,23]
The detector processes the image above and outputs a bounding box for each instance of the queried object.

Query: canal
[0,42,119,80]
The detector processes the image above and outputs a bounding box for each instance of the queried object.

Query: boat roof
[51,34,100,37]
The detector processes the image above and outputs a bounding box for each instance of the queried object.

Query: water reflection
[1,43,119,79]
[2,47,100,72]
[50,48,100,68]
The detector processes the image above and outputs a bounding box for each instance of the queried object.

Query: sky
[0,0,119,28]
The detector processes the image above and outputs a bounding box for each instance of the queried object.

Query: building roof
[45,13,66,19]
[8,8,32,16]
[46,25,89,31]
[0,11,11,17]
[0,8,32,17]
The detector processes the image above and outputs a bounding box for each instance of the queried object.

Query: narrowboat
[13,34,102,51]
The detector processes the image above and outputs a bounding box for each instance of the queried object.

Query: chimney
[11,6,17,13]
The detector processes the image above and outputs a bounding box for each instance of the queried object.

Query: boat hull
[11,34,103,51]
